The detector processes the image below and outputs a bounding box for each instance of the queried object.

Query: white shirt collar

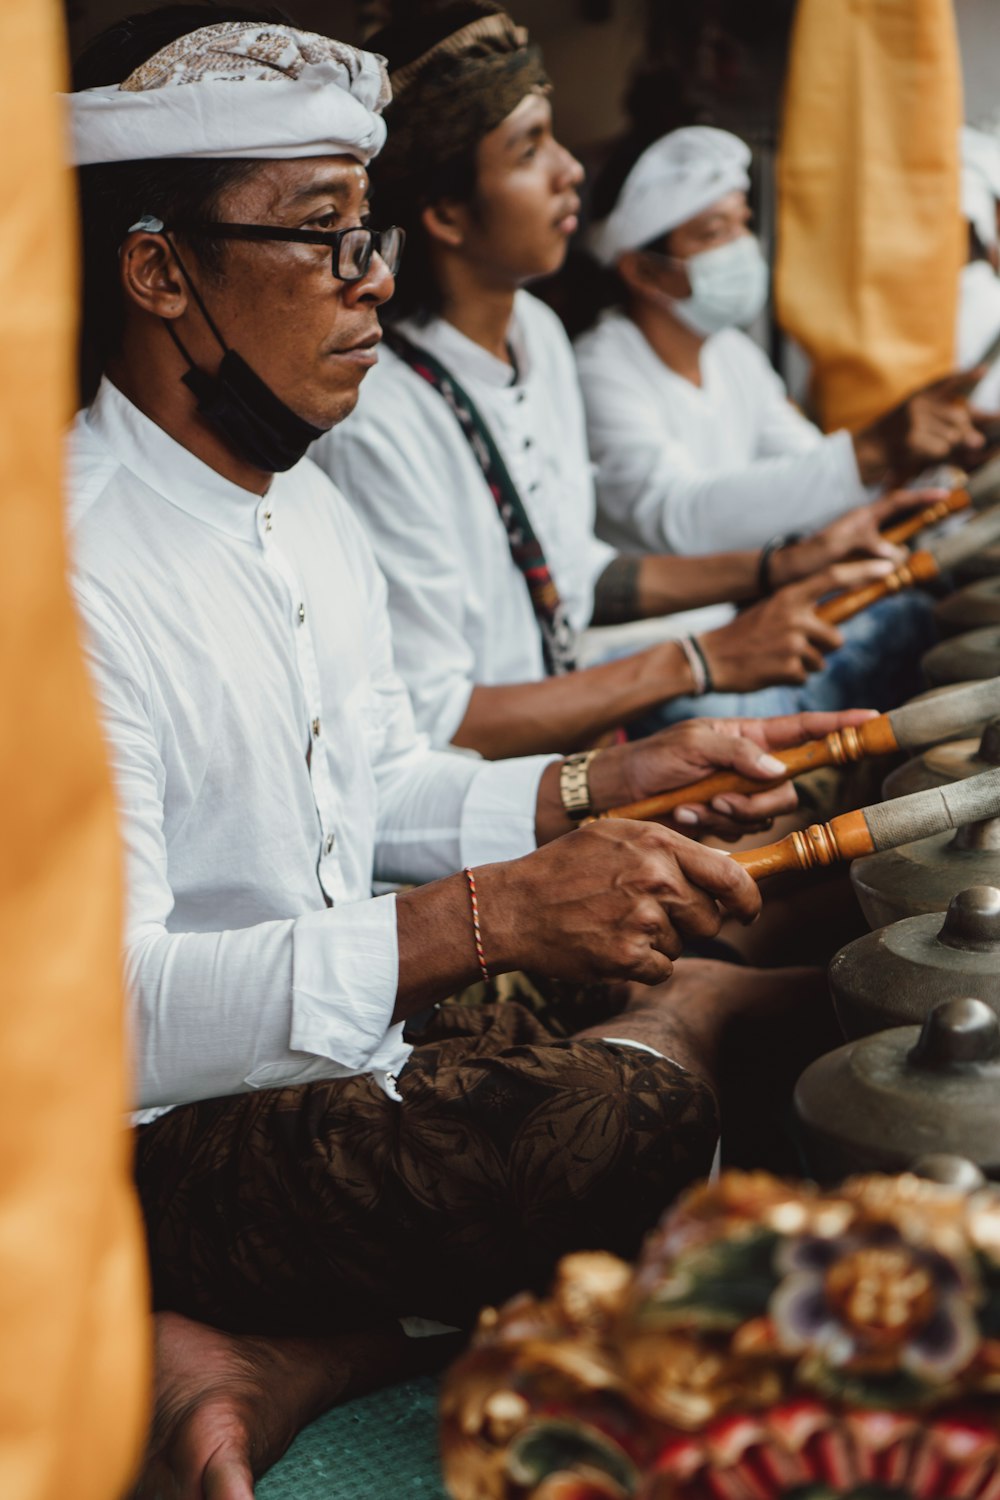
[86,376,269,543]
[397,292,532,390]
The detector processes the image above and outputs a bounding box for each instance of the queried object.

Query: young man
[577,125,985,556]
[66,9,866,1493]
[312,1,934,759]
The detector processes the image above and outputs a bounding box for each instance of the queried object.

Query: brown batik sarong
[135,991,718,1337]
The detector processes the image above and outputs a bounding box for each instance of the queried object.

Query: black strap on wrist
[687,635,715,695]
[757,532,806,596]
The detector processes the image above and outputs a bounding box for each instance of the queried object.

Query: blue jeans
[623,592,937,736]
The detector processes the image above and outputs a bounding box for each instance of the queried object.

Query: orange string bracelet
[463,867,491,983]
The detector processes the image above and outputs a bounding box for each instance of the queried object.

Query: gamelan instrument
[732,764,1000,882]
[895,679,997,743]
[923,625,1000,686]
[596,676,1000,823]
[955,540,1000,583]
[851,759,1000,926]
[828,884,1000,1040]
[934,575,1000,635]
[882,716,1000,799]
[817,501,1000,626]
[795,996,1000,1181]
[964,444,1000,504]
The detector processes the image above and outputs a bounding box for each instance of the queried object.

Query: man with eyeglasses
[67,8,875,1493]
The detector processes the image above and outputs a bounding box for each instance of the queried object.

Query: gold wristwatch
[559,749,600,821]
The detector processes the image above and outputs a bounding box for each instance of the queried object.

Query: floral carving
[441,1171,1000,1500]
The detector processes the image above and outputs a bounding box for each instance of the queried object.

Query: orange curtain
[776,0,964,433]
[0,4,149,1498]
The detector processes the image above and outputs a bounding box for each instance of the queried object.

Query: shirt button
[324,832,335,855]
[298,602,306,625]
[312,717,321,738]
[263,508,273,533]
[523,437,533,449]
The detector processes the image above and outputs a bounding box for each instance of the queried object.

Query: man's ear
[616,249,651,299]
[119,230,189,320]
[421,197,469,251]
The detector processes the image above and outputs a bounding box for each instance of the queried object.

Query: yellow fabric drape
[0,4,149,1498]
[776,0,964,433]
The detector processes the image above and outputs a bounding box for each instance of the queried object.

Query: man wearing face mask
[577,126,985,561]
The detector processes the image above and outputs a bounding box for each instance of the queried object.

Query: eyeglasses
[171,221,406,282]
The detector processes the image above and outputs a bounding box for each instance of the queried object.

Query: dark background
[63,0,799,157]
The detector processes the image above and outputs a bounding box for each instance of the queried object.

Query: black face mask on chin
[179,350,325,474]
[164,235,325,474]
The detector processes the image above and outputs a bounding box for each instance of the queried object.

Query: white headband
[588,126,751,267]
[962,125,1000,250]
[65,22,391,167]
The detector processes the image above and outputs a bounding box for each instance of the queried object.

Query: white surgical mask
[666,233,769,336]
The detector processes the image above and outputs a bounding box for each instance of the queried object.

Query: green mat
[256,1374,448,1500]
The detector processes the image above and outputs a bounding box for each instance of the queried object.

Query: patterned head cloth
[588,125,751,266]
[373,4,549,199]
[65,21,391,166]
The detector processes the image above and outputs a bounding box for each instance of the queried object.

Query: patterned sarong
[135,991,717,1335]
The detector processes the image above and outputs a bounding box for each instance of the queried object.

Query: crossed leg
[128,958,830,1498]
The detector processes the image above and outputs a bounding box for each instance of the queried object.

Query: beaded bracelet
[463,867,491,983]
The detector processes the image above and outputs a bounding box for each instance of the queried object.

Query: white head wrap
[588,126,751,267]
[65,22,391,167]
[962,125,1000,251]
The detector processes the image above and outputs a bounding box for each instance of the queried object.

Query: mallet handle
[734,766,1000,879]
[817,550,940,625]
[596,718,899,823]
[881,489,971,544]
[734,810,874,881]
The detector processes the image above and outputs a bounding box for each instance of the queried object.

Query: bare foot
[130,1310,459,1499]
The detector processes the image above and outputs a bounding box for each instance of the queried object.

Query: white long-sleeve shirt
[574,311,867,556]
[313,292,615,746]
[69,380,553,1118]
[957,259,1000,410]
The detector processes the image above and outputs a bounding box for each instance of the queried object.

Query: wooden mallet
[880,488,971,545]
[816,503,1000,627]
[595,677,1000,824]
[733,764,1000,881]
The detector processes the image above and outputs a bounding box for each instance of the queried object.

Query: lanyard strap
[386,328,577,676]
